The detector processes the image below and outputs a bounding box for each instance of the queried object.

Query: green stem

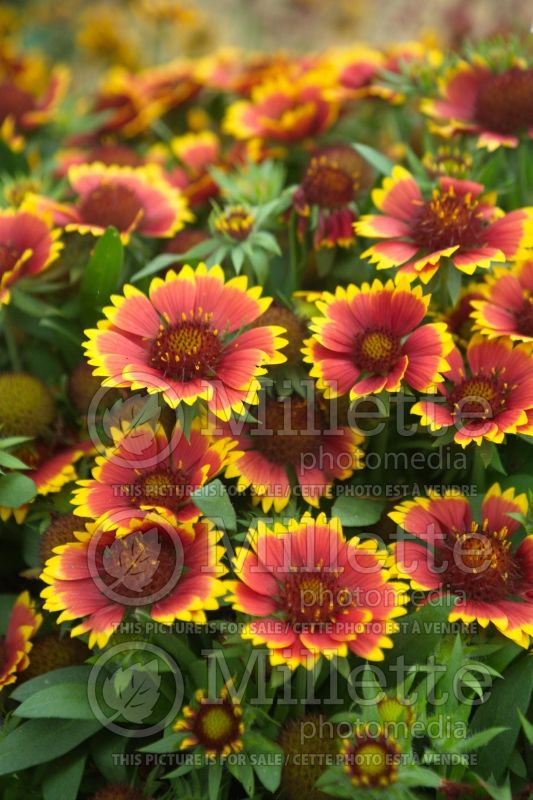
[439,260,449,311]
[470,446,485,496]
[292,666,308,717]
[2,310,21,371]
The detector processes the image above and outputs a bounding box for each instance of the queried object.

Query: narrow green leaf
[14,683,95,720]
[0,718,101,775]
[42,748,86,800]
[130,253,183,282]
[80,227,124,325]
[331,495,385,527]
[352,143,395,175]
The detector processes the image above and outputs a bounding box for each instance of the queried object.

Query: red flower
[422,61,533,150]
[35,163,191,242]
[223,75,338,143]
[0,592,42,690]
[293,145,373,249]
[41,514,226,648]
[228,514,407,669]
[472,260,533,342]
[412,336,533,446]
[390,484,533,647]
[223,392,364,512]
[73,420,234,531]
[84,264,287,421]
[303,279,452,398]
[356,167,533,282]
[0,205,62,304]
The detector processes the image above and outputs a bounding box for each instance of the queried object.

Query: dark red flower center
[448,374,508,428]
[474,68,533,136]
[515,295,533,338]
[0,81,34,124]
[193,700,242,752]
[342,731,400,787]
[130,467,191,512]
[282,569,351,628]
[96,526,179,602]
[78,183,144,232]
[353,328,402,374]
[300,146,370,208]
[437,524,523,601]
[150,320,223,382]
[411,187,485,251]
[0,243,21,275]
[251,395,326,465]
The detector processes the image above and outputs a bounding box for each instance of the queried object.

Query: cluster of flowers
[0,22,532,800]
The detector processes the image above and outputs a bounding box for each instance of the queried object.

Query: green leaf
[80,227,124,326]
[331,495,385,527]
[0,139,29,175]
[228,758,254,796]
[471,654,533,781]
[399,765,442,788]
[130,253,183,282]
[90,730,128,783]
[0,473,37,507]
[518,709,533,744]
[10,666,92,703]
[352,143,395,175]
[208,760,223,800]
[0,718,101,775]
[14,683,95,720]
[447,266,462,306]
[0,452,30,470]
[246,733,283,792]
[456,727,508,752]
[192,478,237,530]
[42,748,86,800]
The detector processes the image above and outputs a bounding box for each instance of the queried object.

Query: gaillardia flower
[303,280,452,399]
[0,592,42,690]
[1,440,94,524]
[0,206,62,304]
[412,336,533,446]
[440,284,484,348]
[223,75,338,143]
[0,63,68,133]
[168,131,220,207]
[223,392,364,512]
[471,261,533,342]
[356,167,532,282]
[390,484,533,647]
[173,684,244,757]
[341,724,401,788]
[293,144,373,249]
[228,514,407,669]
[84,263,287,420]
[73,420,235,531]
[422,61,533,150]
[36,164,191,242]
[41,514,226,648]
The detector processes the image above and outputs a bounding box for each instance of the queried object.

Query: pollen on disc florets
[22,634,90,681]
[40,513,90,567]
[255,303,306,367]
[0,372,56,437]
[89,785,149,800]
